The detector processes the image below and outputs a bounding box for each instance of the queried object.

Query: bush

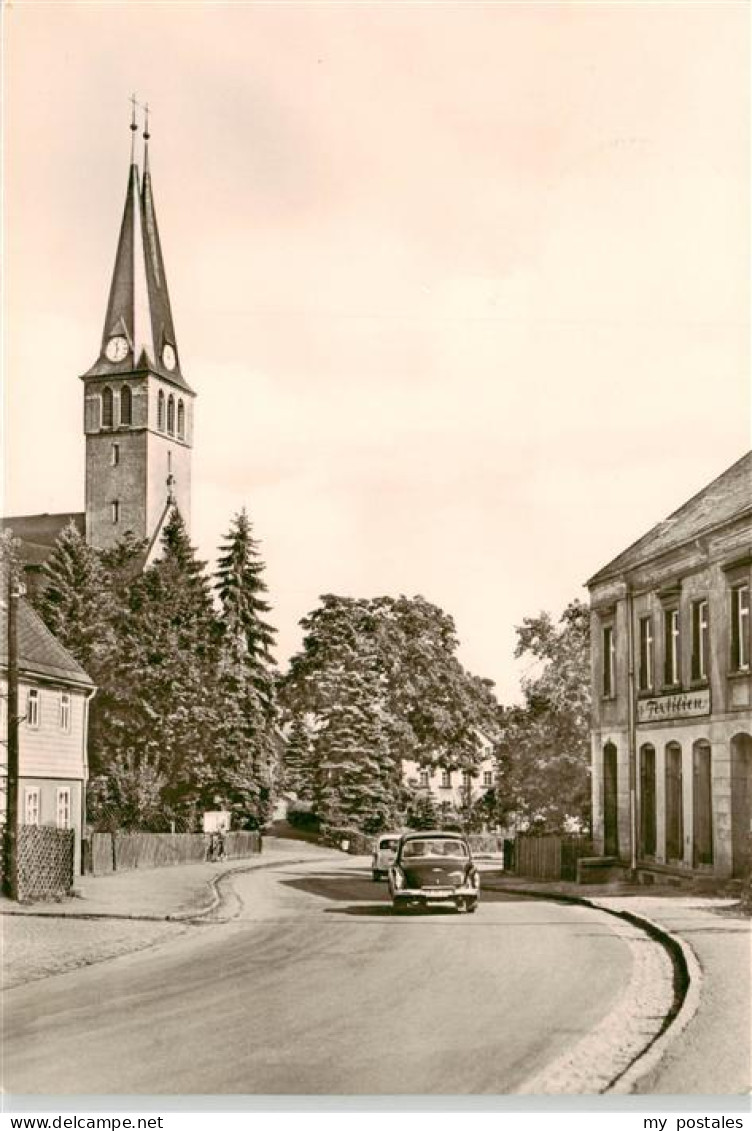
[286,801,320,831]
[319,825,372,855]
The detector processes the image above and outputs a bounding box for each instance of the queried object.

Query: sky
[2,2,750,703]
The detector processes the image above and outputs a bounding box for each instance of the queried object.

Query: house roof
[587,450,752,587]
[0,597,95,689]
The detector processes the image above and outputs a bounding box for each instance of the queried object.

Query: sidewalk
[482,872,751,1096]
[0,835,332,921]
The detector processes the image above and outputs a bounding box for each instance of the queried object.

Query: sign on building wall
[637,689,711,724]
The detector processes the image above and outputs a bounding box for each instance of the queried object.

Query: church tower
[81,106,195,553]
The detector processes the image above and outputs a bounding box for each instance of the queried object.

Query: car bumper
[392,884,479,907]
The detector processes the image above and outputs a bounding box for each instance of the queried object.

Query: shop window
[638,616,654,691]
[691,599,709,682]
[731,583,750,672]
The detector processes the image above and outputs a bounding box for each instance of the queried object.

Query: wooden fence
[514,834,592,881]
[83,831,262,876]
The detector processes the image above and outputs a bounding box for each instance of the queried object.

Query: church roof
[0,596,95,690]
[587,450,752,587]
[82,124,193,394]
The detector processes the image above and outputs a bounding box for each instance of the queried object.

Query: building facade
[588,452,752,880]
[1,597,96,876]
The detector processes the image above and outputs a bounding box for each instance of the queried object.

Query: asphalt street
[4,856,638,1095]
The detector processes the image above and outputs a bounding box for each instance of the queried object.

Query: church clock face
[162,344,176,371]
[105,335,128,362]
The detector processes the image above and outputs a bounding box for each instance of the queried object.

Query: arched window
[157,390,165,431]
[177,399,185,440]
[101,386,113,428]
[167,395,175,435]
[665,742,683,862]
[639,744,656,857]
[120,385,132,426]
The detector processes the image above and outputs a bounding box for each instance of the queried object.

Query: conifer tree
[92,507,221,826]
[34,521,113,672]
[215,509,277,714]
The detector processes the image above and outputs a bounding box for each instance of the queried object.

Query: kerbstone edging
[502,886,700,1096]
[170,855,336,922]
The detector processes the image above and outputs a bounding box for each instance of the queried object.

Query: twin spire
[86,99,191,392]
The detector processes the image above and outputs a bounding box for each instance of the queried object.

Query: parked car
[371,833,401,881]
[388,830,480,913]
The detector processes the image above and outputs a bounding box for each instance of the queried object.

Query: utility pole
[5,566,21,899]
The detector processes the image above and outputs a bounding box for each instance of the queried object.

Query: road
[4,853,639,1095]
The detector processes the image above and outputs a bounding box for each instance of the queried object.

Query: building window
[177,399,185,440]
[462,770,473,789]
[111,500,120,525]
[731,583,750,671]
[111,442,120,467]
[60,692,71,732]
[482,770,493,788]
[638,616,654,691]
[602,624,615,697]
[56,787,72,830]
[440,769,452,789]
[120,384,132,426]
[664,608,680,686]
[24,788,41,826]
[167,395,175,435]
[101,386,114,428]
[26,688,39,729]
[418,769,430,788]
[691,599,709,682]
[157,389,165,431]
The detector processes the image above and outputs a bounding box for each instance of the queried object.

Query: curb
[0,855,332,924]
[484,880,701,1094]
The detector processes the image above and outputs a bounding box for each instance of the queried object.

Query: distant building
[0,596,96,876]
[402,735,497,813]
[587,451,752,880]
[4,115,195,570]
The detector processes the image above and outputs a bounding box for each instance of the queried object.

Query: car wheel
[372,870,381,882]
[466,899,478,914]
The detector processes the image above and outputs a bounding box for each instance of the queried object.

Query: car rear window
[401,838,469,859]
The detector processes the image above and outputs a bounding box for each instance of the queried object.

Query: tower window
[111,443,120,467]
[111,500,120,524]
[157,390,165,431]
[101,386,114,428]
[120,384,132,425]
[167,395,175,436]
[177,399,185,440]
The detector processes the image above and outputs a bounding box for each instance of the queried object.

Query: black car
[388,830,480,913]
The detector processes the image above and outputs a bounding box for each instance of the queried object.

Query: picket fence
[83,831,262,876]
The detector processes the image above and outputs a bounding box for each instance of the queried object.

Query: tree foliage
[32,506,279,832]
[282,594,500,832]
[497,599,591,834]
